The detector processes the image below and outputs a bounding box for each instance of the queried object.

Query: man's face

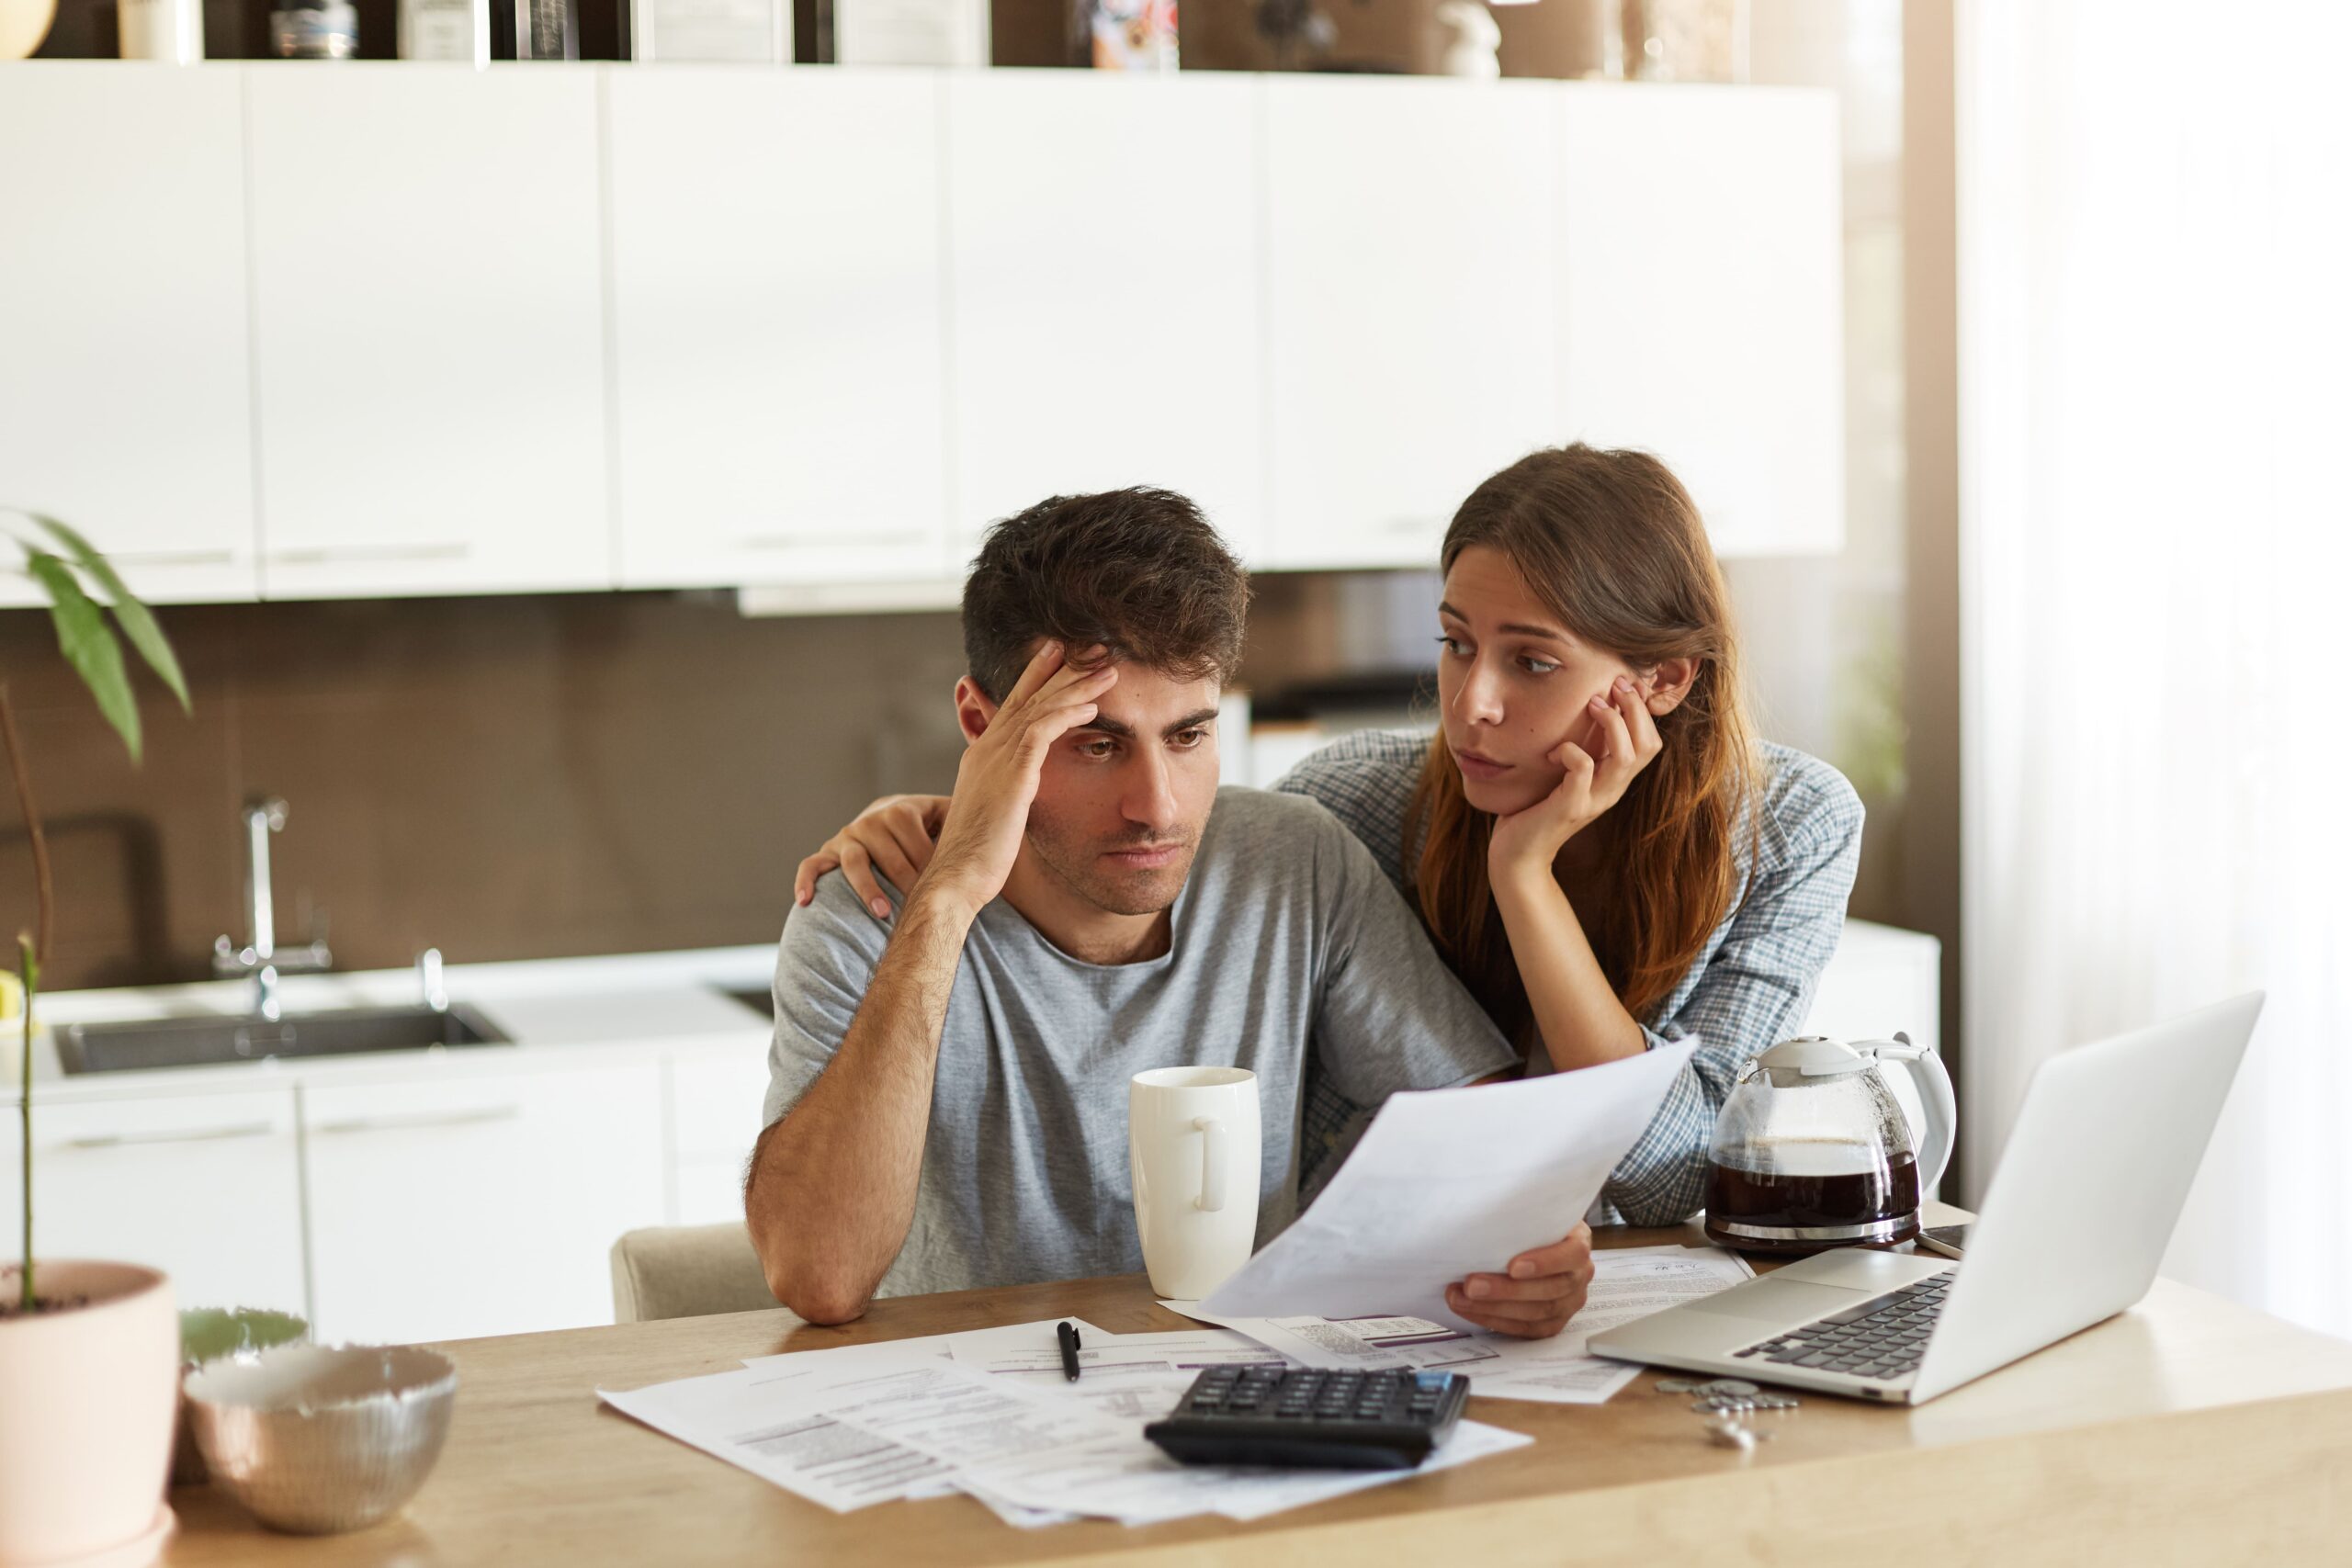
[1015,660,1224,919]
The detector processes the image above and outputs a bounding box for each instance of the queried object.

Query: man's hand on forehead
[916,641,1118,915]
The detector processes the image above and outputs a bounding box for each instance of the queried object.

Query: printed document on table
[955,1417,1535,1527]
[949,1324,1283,1375]
[1078,1327,1289,1370]
[949,1325,1289,1423]
[944,1319,1159,1379]
[613,1321,1540,1527]
[1165,1303,1500,1372]
[599,1363,956,1513]
[604,1332,1012,1514]
[1469,1246,1756,1403]
[1174,1245,1755,1404]
[1202,1042,1695,1330]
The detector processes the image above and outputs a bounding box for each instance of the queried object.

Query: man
[745,487,1595,1334]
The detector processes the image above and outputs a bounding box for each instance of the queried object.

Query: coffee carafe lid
[1755,1035,1868,1080]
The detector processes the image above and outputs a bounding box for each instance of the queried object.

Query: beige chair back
[609,1223,778,1324]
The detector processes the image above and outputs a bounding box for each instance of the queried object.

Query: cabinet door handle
[268,543,472,565]
[59,1121,276,1150]
[313,1105,521,1136]
[108,549,240,568]
[733,531,927,551]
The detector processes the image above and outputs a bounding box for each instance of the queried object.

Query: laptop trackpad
[1681,1278,1871,1326]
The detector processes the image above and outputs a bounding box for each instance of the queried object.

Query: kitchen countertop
[3,944,779,1105]
[6,916,1938,1107]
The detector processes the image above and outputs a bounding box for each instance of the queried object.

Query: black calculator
[1142,1366,1472,1471]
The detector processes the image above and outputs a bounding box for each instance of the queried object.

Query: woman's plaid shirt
[1274,729,1864,1225]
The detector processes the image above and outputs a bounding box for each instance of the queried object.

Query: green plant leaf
[26,551,141,764]
[29,513,190,713]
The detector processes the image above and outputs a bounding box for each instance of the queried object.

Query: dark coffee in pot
[1702,1142,1921,1255]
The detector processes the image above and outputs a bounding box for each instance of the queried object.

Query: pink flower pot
[0,1262,178,1567]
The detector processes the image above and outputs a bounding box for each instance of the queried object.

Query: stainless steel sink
[53,1004,509,1076]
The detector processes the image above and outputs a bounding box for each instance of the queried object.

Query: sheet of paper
[1470,1245,1757,1404]
[959,1418,1534,1527]
[1211,1418,1533,1520]
[1201,1042,1695,1330]
[1174,1245,1756,1404]
[599,1365,953,1513]
[1080,1326,1288,1371]
[945,1318,1165,1379]
[801,1359,1137,1468]
[1163,1303,1501,1372]
[961,1353,1200,1424]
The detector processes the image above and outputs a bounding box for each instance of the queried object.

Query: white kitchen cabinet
[944,71,1265,566]
[0,1085,307,1316]
[607,68,948,590]
[0,64,258,605]
[1261,77,1563,570]
[666,1047,773,1226]
[1556,86,1844,556]
[243,64,611,599]
[300,1062,665,1344]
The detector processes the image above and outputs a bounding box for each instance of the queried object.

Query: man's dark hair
[962,488,1250,703]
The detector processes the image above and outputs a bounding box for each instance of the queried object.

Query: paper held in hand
[1201,1041,1697,1330]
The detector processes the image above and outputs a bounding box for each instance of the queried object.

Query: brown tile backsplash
[0,592,975,992]
[1,569,1895,994]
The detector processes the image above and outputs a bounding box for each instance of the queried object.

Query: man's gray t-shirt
[762,786,1519,1299]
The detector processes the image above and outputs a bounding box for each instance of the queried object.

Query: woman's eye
[1436,636,1467,657]
[1518,657,1560,676]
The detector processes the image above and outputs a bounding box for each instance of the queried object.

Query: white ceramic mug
[1128,1066,1261,1300]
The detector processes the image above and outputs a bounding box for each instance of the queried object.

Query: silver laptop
[1589,992,2263,1405]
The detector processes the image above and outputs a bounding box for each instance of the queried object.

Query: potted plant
[1,512,191,1567]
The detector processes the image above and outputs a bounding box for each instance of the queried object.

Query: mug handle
[1193,1116,1226,1212]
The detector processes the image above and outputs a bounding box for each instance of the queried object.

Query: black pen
[1057,1320,1082,1382]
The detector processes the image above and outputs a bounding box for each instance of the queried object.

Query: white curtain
[1959,3,2352,1335]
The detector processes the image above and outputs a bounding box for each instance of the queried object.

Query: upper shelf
[0,64,1843,607]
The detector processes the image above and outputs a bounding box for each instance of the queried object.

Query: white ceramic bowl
[183,1343,456,1534]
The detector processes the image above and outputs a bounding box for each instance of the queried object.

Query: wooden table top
[163,1207,2352,1566]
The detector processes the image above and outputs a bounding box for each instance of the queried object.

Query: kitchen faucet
[213,795,332,1021]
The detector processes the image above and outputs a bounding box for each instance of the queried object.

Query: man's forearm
[745,891,977,1323]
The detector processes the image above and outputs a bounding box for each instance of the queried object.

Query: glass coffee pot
[1702,1033,1958,1255]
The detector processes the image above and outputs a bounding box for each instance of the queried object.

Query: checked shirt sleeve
[1601,760,1865,1225]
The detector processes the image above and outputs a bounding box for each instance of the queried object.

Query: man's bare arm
[742,641,1116,1325]
[744,890,978,1324]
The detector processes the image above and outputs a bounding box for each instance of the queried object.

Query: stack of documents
[599,1319,1532,1528]
[1171,1245,1755,1404]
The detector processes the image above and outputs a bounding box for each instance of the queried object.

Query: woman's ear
[1644,658,1701,717]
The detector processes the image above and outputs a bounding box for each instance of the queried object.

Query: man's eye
[1170,728,1207,749]
[1080,739,1118,760]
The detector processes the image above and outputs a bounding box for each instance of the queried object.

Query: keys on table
[1656,1377,1800,1443]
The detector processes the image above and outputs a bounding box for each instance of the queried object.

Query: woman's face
[1434,545,1646,818]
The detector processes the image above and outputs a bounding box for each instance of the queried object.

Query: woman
[791,444,1862,1231]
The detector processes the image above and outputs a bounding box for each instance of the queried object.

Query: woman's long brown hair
[1407,445,1759,1044]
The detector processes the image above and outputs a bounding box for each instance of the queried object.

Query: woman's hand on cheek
[1486,676,1666,884]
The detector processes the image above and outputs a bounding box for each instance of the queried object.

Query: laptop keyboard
[1731,1272,1953,1380]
